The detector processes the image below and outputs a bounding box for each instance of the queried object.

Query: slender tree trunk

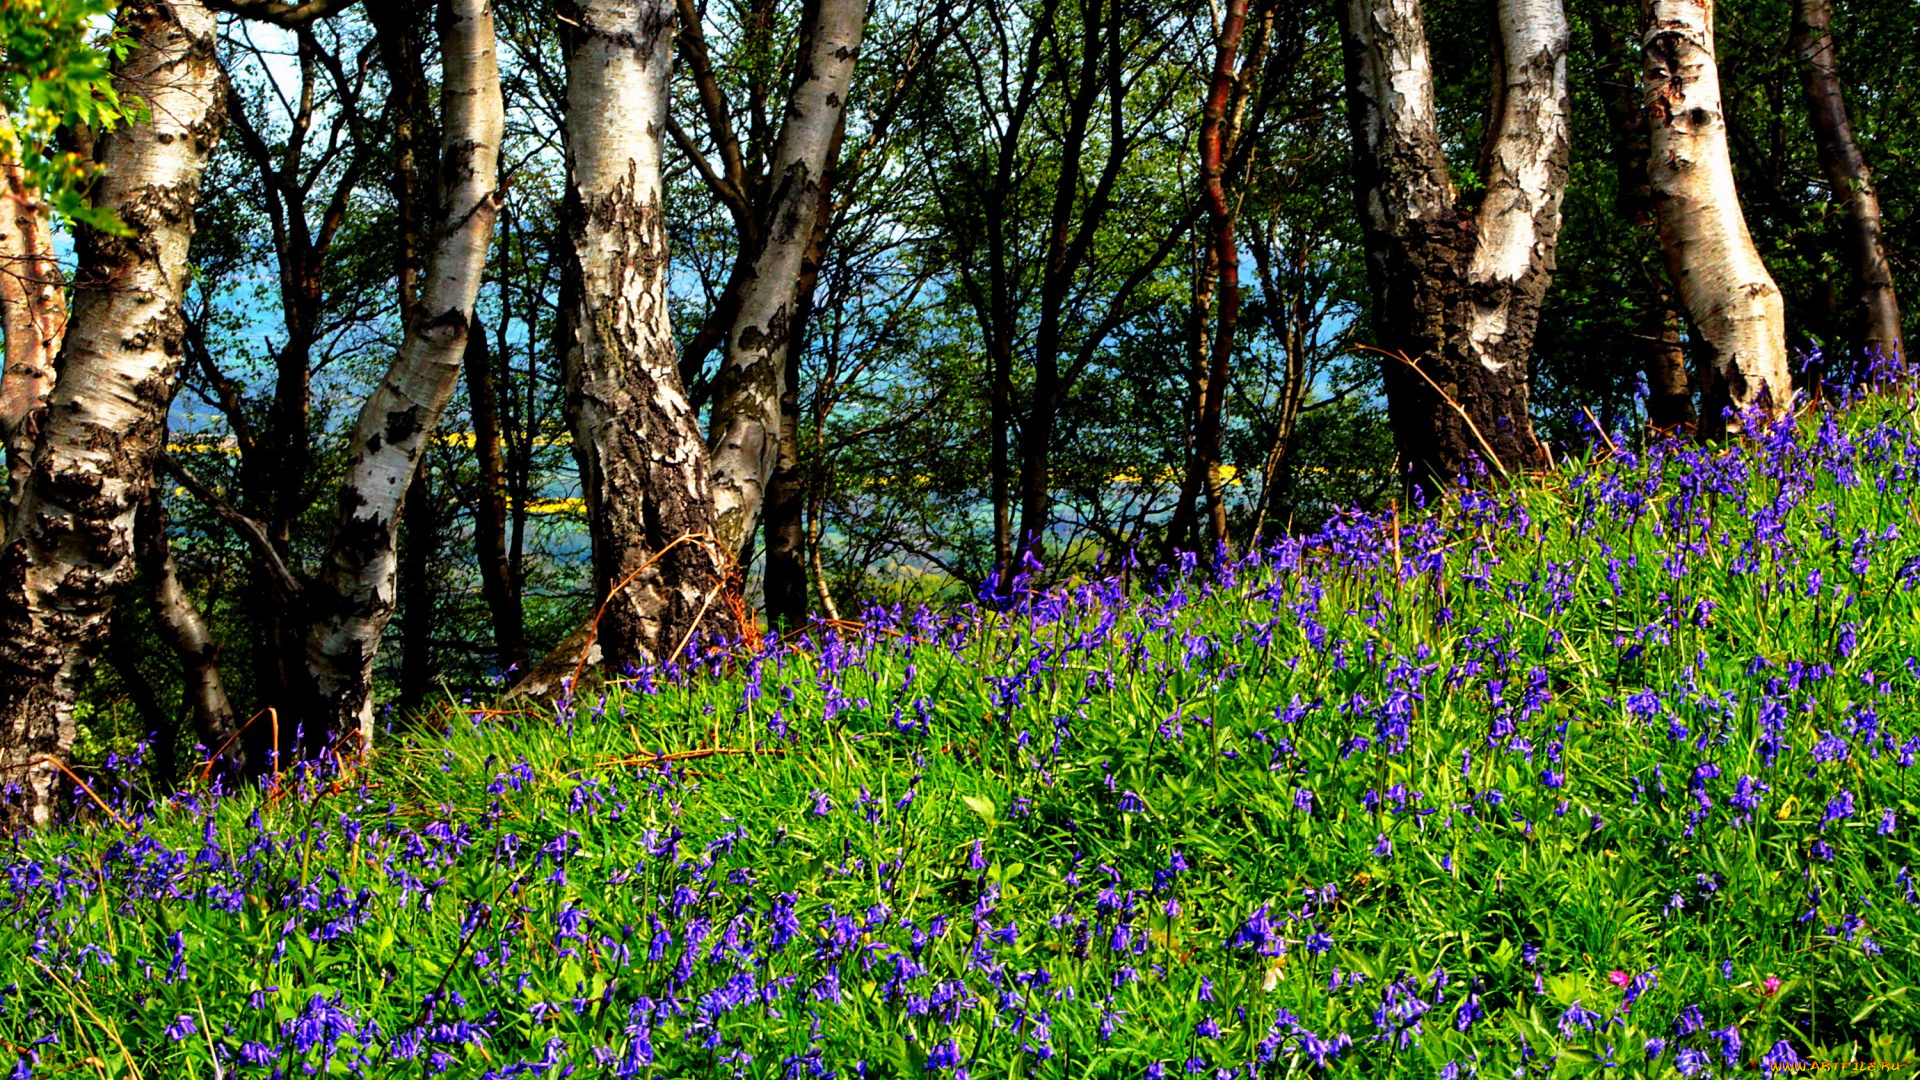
[806,474,840,622]
[558,0,727,676]
[106,611,177,783]
[135,488,239,765]
[1338,0,1567,492]
[707,0,865,556]
[763,325,809,634]
[397,468,436,715]
[464,324,527,672]
[1015,369,1058,555]
[212,31,386,763]
[1642,0,1789,433]
[301,0,502,751]
[1790,0,1902,376]
[1595,7,1696,430]
[988,337,1014,569]
[1011,0,1107,558]
[1246,229,1312,542]
[0,157,68,524]
[366,0,439,318]
[0,0,224,825]
[1641,301,1693,426]
[1193,0,1253,552]
[1167,237,1218,559]
[763,111,845,635]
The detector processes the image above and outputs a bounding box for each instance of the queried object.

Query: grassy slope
[6,400,1920,1078]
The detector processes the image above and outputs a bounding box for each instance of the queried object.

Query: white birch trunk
[1466,0,1571,371]
[1341,0,1454,232]
[0,0,224,824]
[302,0,503,749]
[706,0,865,555]
[556,0,729,677]
[1338,0,1562,488]
[1643,0,1789,426]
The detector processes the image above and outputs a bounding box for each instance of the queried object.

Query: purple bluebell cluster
[2,401,1918,1076]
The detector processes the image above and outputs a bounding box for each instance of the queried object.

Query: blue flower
[1761,1040,1804,1076]
[925,1039,963,1072]
[1557,1000,1600,1037]
[1712,1025,1742,1066]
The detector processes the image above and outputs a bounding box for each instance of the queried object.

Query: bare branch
[158,453,305,598]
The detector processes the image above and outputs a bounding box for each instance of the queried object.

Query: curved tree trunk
[1642,0,1789,433]
[301,0,503,752]
[1338,0,1567,492]
[706,0,865,557]
[1193,0,1255,552]
[0,0,224,825]
[1170,0,1269,557]
[136,488,239,766]
[0,156,68,526]
[1790,0,1902,378]
[559,0,727,676]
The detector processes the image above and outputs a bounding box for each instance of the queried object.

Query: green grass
[5,398,1920,1078]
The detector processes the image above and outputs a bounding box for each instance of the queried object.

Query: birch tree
[0,156,67,522]
[557,0,727,677]
[0,0,123,527]
[1642,0,1788,431]
[1336,0,1569,490]
[704,0,867,558]
[1593,1,1693,430]
[1791,0,1902,376]
[299,0,503,750]
[0,0,224,823]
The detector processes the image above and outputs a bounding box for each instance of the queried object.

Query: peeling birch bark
[0,0,224,825]
[0,156,68,527]
[706,0,865,557]
[558,0,728,675]
[301,0,503,751]
[1643,0,1789,431]
[1466,0,1571,374]
[1791,0,1902,376]
[1338,0,1567,489]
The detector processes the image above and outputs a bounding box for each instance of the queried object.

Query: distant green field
[5,397,1918,1078]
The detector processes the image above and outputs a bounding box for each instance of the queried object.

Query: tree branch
[204,0,361,27]
[158,453,305,597]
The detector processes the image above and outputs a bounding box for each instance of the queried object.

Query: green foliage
[0,0,126,230]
